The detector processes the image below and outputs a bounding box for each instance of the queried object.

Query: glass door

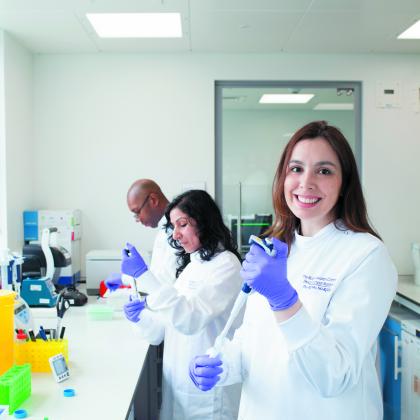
[215,81,361,256]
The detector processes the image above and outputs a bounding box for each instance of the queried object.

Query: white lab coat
[135,250,243,420]
[219,222,397,420]
[149,217,177,285]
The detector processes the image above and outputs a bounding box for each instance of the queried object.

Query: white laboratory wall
[33,54,214,272]
[30,52,420,275]
[222,109,354,216]
[0,32,6,249]
[0,32,33,252]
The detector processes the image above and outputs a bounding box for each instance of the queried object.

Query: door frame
[214,80,362,208]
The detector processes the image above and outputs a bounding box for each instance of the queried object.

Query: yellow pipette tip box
[14,339,69,373]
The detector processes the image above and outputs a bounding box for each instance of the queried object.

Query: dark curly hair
[164,190,241,278]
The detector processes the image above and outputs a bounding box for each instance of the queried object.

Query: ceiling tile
[190,10,304,52]
[0,11,97,53]
[286,10,420,53]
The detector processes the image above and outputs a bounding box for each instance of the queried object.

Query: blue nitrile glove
[123,295,146,323]
[105,272,123,291]
[121,243,148,278]
[189,355,223,391]
[240,237,298,311]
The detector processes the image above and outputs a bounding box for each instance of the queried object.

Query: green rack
[0,364,31,414]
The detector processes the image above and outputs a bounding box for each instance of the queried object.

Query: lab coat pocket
[173,388,218,420]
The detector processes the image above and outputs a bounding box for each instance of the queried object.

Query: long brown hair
[265,120,380,249]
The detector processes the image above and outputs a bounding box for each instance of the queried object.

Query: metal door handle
[394,335,402,381]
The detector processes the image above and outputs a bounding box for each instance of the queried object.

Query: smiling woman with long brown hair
[190,120,397,420]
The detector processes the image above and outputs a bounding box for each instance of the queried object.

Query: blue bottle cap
[63,388,75,397]
[14,409,28,418]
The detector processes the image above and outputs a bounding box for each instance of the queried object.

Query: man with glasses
[106,179,177,290]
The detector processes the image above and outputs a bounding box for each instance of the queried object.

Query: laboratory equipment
[411,243,420,286]
[0,364,31,414]
[56,291,70,339]
[208,235,274,357]
[14,295,35,333]
[23,209,82,286]
[21,228,87,306]
[86,304,114,320]
[20,276,57,307]
[122,273,141,299]
[49,353,70,382]
[0,290,16,375]
[121,243,148,278]
[0,249,10,290]
[86,250,121,295]
[21,228,68,306]
[401,317,420,420]
[10,254,24,294]
[0,252,24,292]
[14,338,69,372]
[38,326,48,341]
[22,228,71,281]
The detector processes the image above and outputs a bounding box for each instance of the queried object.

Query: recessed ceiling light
[313,103,354,111]
[86,13,183,38]
[259,94,314,104]
[398,19,420,39]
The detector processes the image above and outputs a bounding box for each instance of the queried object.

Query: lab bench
[7,296,156,420]
[8,277,419,419]
[395,275,420,315]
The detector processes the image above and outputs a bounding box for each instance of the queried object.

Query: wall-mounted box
[376,81,402,108]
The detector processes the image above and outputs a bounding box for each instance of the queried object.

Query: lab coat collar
[294,221,338,249]
[190,250,204,263]
[190,245,224,263]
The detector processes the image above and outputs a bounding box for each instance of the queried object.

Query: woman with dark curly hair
[120,189,243,420]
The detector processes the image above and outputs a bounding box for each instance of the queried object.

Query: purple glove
[121,243,148,278]
[189,355,223,391]
[105,272,123,292]
[240,237,298,311]
[123,295,146,323]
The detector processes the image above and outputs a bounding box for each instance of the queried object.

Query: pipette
[122,247,144,302]
[56,290,70,340]
[207,235,276,357]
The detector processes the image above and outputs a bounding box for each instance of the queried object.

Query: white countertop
[394,275,420,315]
[8,295,149,420]
[397,275,420,305]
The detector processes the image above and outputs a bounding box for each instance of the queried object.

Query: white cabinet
[401,319,420,420]
[85,250,121,295]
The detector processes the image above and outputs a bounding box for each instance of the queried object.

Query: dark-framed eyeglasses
[132,195,150,220]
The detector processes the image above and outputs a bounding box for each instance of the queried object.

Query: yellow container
[0,291,16,375]
[14,339,68,372]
